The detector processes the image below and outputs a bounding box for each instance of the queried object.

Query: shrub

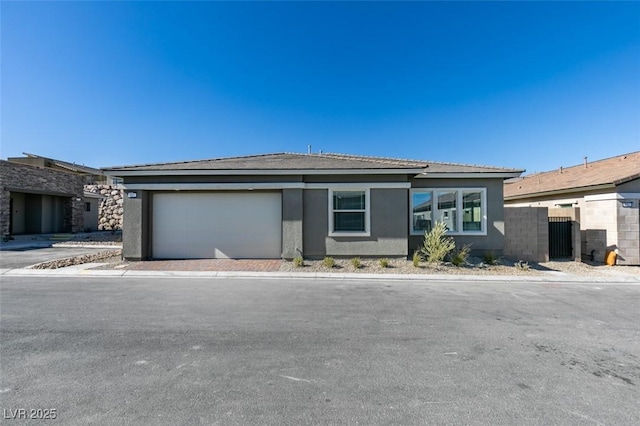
[450,244,472,267]
[322,256,335,268]
[379,258,389,268]
[412,251,421,267]
[483,251,500,265]
[419,221,456,263]
[293,256,304,267]
[351,257,362,269]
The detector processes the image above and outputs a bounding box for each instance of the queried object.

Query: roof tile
[504,151,640,198]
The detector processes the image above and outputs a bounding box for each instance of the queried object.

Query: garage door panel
[152,192,282,259]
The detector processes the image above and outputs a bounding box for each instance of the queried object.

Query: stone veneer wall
[85,185,124,231]
[0,160,85,235]
[504,206,549,262]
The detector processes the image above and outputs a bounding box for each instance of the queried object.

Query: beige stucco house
[504,152,640,265]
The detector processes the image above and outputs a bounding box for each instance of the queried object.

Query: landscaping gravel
[280,257,639,277]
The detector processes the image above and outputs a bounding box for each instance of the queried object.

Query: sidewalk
[2,262,639,284]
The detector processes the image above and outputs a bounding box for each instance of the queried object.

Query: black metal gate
[549,217,572,258]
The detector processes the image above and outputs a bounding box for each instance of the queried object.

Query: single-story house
[0,160,85,235]
[103,153,523,260]
[8,153,125,232]
[504,152,640,265]
[8,152,119,185]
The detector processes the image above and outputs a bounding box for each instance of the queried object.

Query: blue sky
[2,1,639,174]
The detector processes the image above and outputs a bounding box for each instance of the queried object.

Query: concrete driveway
[0,246,111,269]
[1,276,639,425]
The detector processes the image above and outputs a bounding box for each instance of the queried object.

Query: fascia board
[104,168,426,177]
[416,172,522,179]
[123,182,411,191]
[504,183,616,201]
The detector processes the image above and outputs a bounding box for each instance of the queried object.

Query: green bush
[293,256,304,267]
[419,221,456,263]
[483,251,500,265]
[351,257,362,269]
[379,258,389,268]
[412,251,421,267]
[450,244,472,267]
[322,256,335,268]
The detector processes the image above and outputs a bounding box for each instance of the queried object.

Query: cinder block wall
[504,207,549,262]
[616,199,639,265]
[583,199,618,263]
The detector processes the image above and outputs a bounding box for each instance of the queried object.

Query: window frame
[409,188,487,236]
[328,188,371,237]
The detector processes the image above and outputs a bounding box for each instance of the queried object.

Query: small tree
[419,220,456,263]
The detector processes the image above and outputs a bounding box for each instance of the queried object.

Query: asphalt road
[0,247,109,269]
[1,276,639,425]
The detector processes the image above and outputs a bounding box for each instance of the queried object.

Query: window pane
[463,191,482,231]
[437,191,457,232]
[333,191,365,210]
[412,192,432,232]
[334,212,365,232]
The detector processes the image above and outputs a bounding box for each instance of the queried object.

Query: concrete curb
[51,244,123,249]
[2,267,639,284]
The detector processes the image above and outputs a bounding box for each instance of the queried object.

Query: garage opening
[152,192,282,259]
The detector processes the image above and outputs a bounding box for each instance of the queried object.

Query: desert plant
[293,256,304,267]
[450,244,472,267]
[379,258,389,268]
[514,260,530,271]
[322,256,335,268]
[419,221,456,263]
[483,251,500,265]
[412,251,421,267]
[351,257,362,269]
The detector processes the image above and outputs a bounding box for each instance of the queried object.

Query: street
[1,276,639,425]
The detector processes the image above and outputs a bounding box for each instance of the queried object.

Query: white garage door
[152,192,282,259]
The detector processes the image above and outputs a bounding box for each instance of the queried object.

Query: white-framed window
[410,188,487,235]
[329,188,370,236]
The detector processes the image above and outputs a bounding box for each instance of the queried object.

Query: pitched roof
[504,151,640,199]
[103,153,427,171]
[21,152,104,176]
[102,152,522,175]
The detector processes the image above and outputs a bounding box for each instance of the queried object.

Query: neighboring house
[7,152,118,185]
[103,153,522,260]
[7,153,124,232]
[504,152,640,265]
[0,160,85,235]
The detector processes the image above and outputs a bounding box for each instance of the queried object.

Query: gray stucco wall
[303,188,408,258]
[123,191,149,260]
[408,178,506,255]
[119,174,510,260]
[282,189,303,259]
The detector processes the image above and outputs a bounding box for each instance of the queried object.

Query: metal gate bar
[549,217,572,258]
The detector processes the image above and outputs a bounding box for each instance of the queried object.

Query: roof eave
[504,183,616,201]
[416,172,523,179]
[103,168,427,177]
